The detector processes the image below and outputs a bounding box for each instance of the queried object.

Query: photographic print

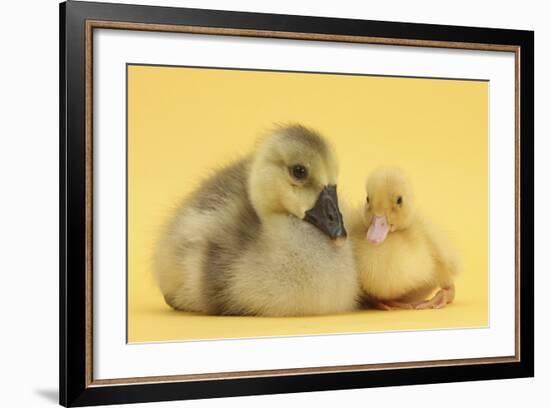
[127,64,488,342]
[60,1,533,405]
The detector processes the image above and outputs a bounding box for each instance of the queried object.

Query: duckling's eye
[366,196,370,204]
[290,164,308,180]
[396,196,403,206]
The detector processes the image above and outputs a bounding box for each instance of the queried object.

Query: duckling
[154,124,359,316]
[350,167,460,310]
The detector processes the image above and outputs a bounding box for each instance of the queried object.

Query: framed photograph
[60,1,534,406]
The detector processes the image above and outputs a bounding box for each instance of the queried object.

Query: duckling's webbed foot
[362,294,414,310]
[414,285,455,309]
[372,299,414,310]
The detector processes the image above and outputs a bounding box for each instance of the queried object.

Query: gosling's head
[363,167,416,244]
[249,124,347,245]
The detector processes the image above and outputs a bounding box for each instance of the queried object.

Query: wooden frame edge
[82,19,524,389]
[87,19,519,52]
[89,356,519,387]
[85,18,94,389]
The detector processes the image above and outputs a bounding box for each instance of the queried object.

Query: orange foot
[414,285,455,310]
[372,299,415,311]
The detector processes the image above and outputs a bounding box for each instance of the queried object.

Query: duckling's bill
[303,185,347,244]
[366,215,390,244]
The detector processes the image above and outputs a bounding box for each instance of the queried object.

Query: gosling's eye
[396,196,403,206]
[366,196,370,204]
[290,164,308,180]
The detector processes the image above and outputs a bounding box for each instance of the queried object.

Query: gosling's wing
[187,158,251,213]
[154,157,261,313]
[166,157,259,242]
[187,158,262,314]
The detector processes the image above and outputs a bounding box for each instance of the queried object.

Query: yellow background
[127,65,488,343]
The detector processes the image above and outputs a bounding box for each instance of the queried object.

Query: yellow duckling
[349,167,460,310]
[154,124,359,316]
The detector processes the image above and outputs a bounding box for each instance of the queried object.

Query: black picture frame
[60,1,534,406]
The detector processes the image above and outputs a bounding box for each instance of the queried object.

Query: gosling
[154,124,360,316]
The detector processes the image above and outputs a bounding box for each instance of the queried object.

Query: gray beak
[303,185,347,242]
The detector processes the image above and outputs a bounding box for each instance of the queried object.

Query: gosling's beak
[304,185,347,245]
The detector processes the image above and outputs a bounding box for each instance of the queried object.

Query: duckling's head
[249,124,347,245]
[363,167,416,244]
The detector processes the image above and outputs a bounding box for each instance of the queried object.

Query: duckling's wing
[421,219,461,287]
